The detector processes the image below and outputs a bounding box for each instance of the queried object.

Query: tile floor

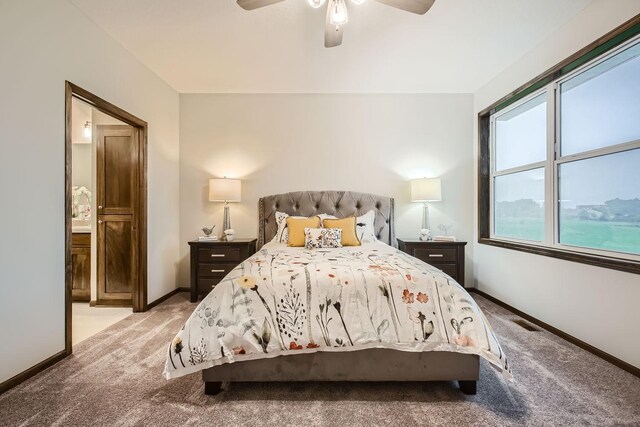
[72,303,132,346]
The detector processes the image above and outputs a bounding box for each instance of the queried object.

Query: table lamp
[410,178,442,241]
[209,178,241,240]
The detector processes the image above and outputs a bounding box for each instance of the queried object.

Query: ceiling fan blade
[237,0,286,11]
[374,0,435,15]
[325,0,344,48]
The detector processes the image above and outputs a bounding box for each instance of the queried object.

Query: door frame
[64,81,148,355]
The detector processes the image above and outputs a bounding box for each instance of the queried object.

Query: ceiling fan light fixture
[307,0,326,8]
[329,0,348,26]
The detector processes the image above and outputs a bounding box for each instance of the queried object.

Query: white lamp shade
[209,178,241,202]
[411,178,442,202]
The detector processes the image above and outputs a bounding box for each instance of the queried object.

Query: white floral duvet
[164,242,511,379]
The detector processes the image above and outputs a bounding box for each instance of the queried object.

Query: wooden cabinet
[71,233,91,302]
[189,239,257,302]
[397,239,467,288]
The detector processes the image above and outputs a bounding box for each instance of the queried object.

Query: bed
[164,191,511,395]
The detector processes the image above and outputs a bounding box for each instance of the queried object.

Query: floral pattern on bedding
[164,243,511,379]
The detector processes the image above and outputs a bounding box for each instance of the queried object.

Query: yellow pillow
[322,217,361,246]
[287,216,321,247]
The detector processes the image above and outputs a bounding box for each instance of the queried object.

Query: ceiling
[69,0,594,93]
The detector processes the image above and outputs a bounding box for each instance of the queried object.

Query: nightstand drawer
[198,247,241,263]
[414,248,457,262]
[198,263,238,278]
[189,238,257,302]
[397,239,467,288]
[431,263,458,280]
[198,278,222,293]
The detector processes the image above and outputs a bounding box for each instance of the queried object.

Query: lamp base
[220,204,231,240]
[420,203,432,241]
[419,228,432,241]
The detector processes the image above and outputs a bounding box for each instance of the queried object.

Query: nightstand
[397,238,467,288]
[188,238,257,302]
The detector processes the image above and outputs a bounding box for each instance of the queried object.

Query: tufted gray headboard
[258,191,395,249]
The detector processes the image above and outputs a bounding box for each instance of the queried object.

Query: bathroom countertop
[72,225,91,234]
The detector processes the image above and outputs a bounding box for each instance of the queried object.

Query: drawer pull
[210,269,225,273]
[428,254,444,258]
[210,254,225,258]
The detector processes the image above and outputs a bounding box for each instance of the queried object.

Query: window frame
[478,14,640,275]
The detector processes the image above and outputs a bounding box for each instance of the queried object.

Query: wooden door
[96,125,139,305]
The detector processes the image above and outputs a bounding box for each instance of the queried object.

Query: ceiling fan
[237,0,435,48]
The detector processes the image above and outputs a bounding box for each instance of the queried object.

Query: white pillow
[317,213,337,225]
[356,210,378,243]
[272,210,378,244]
[270,211,305,244]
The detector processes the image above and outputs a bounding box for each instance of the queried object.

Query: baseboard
[146,287,190,310]
[0,350,67,395]
[469,288,640,378]
[1,287,190,395]
[92,299,133,308]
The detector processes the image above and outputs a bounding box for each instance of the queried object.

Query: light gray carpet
[1,292,639,426]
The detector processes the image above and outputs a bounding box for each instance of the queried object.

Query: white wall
[179,93,473,286]
[71,144,92,190]
[473,0,640,369]
[0,0,180,383]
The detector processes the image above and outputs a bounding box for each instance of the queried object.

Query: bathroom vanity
[71,229,91,302]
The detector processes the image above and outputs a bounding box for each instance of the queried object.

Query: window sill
[478,237,640,275]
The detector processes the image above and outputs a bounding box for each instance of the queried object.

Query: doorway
[65,82,148,354]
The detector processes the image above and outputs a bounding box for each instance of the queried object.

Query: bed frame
[202,191,479,395]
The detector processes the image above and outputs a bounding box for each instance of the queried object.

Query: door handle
[210,254,225,258]
[98,220,103,224]
[210,269,225,273]
[98,206,103,209]
[428,254,444,258]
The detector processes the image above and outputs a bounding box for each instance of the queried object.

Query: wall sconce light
[83,121,92,138]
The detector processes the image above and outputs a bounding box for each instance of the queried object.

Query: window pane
[495,93,547,171]
[560,41,640,156]
[494,168,545,241]
[559,148,640,255]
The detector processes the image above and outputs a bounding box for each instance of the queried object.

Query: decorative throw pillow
[322,217,361,246]
[287,216,322,247]
[270,212,305,244]
[356,210,378,243]
[304,227,343,249]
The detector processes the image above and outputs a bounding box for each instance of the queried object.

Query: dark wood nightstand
[397,239,467,288]
[188,238,257,302]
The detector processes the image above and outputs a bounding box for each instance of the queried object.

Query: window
[558,149,640,255]
[479,19,640,274]
[492,93,547,242]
